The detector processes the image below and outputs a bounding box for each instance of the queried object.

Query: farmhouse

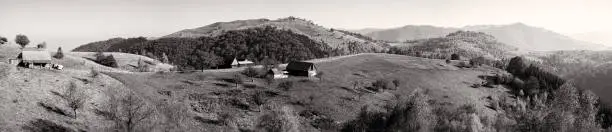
[230,58,254,68]
[18,48,52,68]
[267,68,288,79]
[286,61,317,76]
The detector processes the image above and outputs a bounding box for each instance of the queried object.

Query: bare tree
[233,74,243,87]
[64,82,87,119]
[102,90,153,132]
[120,92,154,132]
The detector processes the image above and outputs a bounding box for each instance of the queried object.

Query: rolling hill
[162,17,385,54]
[360,23,606,51]
[389,31,519,60]
[0,51,514,131]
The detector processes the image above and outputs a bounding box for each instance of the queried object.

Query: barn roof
[231,58,254,65]
[268,68,283,74]
[286,61,315,71]
[20,48,52,63]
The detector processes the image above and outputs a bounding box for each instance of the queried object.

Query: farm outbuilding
[267,68,288,79]
[231,58,254,68]
[18,48,52,68]
[286,61,317,77]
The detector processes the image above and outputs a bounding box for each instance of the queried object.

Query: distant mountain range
[354,23,607,51]
[571,31,612,47]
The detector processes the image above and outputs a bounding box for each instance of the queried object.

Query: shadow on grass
[71,77,90,84]
[38,102,72,118]
[93,108,116,120]
[22,119,74,132]
[193,116,223,126]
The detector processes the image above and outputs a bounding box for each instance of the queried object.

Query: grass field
[101,53,510,131]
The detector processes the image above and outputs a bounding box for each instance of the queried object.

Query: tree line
[73,26,334,70]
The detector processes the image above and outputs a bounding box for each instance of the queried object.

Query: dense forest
[74,26,335,70]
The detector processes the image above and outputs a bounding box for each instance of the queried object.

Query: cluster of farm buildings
[230,58,318,79]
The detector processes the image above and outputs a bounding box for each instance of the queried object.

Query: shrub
[37,42,47,49]
[372,78,393,91]
[278,81,294,91]
[90,68,100,78]
[258,111,285,132]
[242,66,259,79]
[469,56,486,67]
[451,53,460,60]
[95,53,118,68]
[0,36,6,44]
[446,59,451,64]
[253,91,269,105]
[232,74,243,87]
[312,117,338,130]
[342,89,434,132]
[392,79,400,89]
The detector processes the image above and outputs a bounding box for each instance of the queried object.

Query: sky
[1,0,611,50]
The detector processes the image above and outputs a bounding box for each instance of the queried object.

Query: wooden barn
[18,48,52,68]
[286,61,317,77]
[230,58,254,68]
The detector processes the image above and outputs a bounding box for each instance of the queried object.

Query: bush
[451,53,460,60]
[253,91,269,105]
[232,74,243,87]
[469,56,486,67]
[242,66,260,78]
[446,59,451,64]
[312,117,338,130]
[372,78,393,91]
[278,81,294,91]
[90,68,100,78]
[95,53,118,68]
[342,89,434,132]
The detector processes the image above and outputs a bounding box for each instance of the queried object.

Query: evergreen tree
[54,47,64,59]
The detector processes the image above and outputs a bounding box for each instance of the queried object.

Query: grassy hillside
[101,53,510,131]
[69,52,174,72]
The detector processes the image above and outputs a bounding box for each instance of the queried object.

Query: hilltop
[162,17,385,53]
[389,31,519,60]
[360,23,606,51]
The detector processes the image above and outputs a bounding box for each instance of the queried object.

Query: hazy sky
[1,0,611,50]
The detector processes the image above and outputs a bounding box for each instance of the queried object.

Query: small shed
[231,58,254,68]
[267,68,288,79]
[18,48,52,68]
[286,61,317,77]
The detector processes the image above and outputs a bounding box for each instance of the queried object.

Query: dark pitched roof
[286,61,315,71]
[268,68,282,74]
